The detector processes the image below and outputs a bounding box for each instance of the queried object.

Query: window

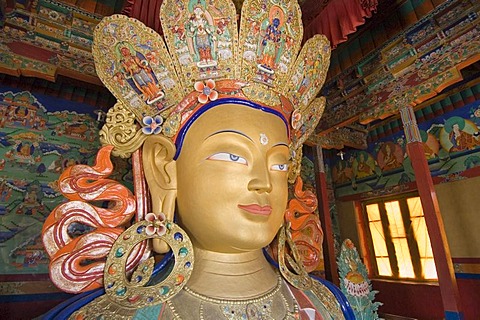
[362,194,437,280]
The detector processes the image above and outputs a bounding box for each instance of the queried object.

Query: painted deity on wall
[334,99,480,199]
[332,160,353,184]
[376,141,403,171]
[350,151,383,191]
[352,151,377,179]
[441,116,480,152]
[420,130,440,159]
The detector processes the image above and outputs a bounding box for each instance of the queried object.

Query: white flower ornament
[145,212,167,236]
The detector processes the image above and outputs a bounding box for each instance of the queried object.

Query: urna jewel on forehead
[93,0,331,181]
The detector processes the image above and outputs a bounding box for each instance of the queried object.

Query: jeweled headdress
[95,0,331,181]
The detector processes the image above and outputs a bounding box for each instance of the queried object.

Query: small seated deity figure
[41,0,354,319]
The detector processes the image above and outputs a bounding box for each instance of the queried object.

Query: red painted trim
[372,279,443,319]
[460,165,480,178]
[407,141,464,314]
[452,258,480,264]
[457,278,480,319]
[7,42,55,64]
[354,200,374,276]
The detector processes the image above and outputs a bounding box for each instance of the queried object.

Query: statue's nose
[247,163,272,193]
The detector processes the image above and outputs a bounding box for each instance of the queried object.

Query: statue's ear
[142,135,177,219]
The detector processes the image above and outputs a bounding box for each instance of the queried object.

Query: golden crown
[93,0,331,181]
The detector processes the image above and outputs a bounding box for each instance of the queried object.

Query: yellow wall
[434,176,480,258]
[335,200,361,255]
[335,176,480,259]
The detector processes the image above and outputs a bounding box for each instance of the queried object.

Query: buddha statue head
[42,0,331,301]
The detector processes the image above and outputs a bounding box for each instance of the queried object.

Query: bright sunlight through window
[365,195,437,280]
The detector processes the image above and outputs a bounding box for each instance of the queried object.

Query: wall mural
[0,88,104,275]
[330,98,480,199]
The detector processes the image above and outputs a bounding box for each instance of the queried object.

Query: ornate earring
[102,213,194,308]
[277,222,312,290]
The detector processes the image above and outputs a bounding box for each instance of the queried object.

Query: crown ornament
[93,0,331,182]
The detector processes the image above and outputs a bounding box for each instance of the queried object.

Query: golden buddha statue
[41,0,354,319]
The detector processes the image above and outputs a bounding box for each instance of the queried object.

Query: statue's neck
[186,247,278,300]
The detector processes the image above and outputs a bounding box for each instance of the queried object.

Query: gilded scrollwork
[99,102,147,158]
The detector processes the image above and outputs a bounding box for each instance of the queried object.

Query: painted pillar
[399,104,464,320]
[314,145,339,286]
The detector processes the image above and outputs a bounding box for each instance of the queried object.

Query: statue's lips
[238,204,272,216]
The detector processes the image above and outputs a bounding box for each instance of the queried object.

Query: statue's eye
[271,164,289,172]
[208,152,248,165]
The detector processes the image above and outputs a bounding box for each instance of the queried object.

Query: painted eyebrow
[205,130,253,142]
[272,142,289,148]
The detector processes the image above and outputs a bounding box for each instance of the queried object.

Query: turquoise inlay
[115,287,126,296]
[134,303,164,320]
[115,247,125,258]
[160,286,170,295]
[179,247,188,257]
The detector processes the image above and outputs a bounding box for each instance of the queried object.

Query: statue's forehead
[198,103,281,122]
[185,104,287,138]
[174,101,289,159]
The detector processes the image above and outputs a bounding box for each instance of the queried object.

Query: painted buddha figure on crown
[41,0,354,319]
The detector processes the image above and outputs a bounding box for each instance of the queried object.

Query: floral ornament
[145,212,167,236]
[142,115,163,135]
[194,79,218,104]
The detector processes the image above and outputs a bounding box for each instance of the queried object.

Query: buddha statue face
[143,102,290,254]
[173,103,290,253]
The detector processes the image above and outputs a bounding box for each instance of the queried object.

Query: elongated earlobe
[143,136,178,254]
[142,135,177,221]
